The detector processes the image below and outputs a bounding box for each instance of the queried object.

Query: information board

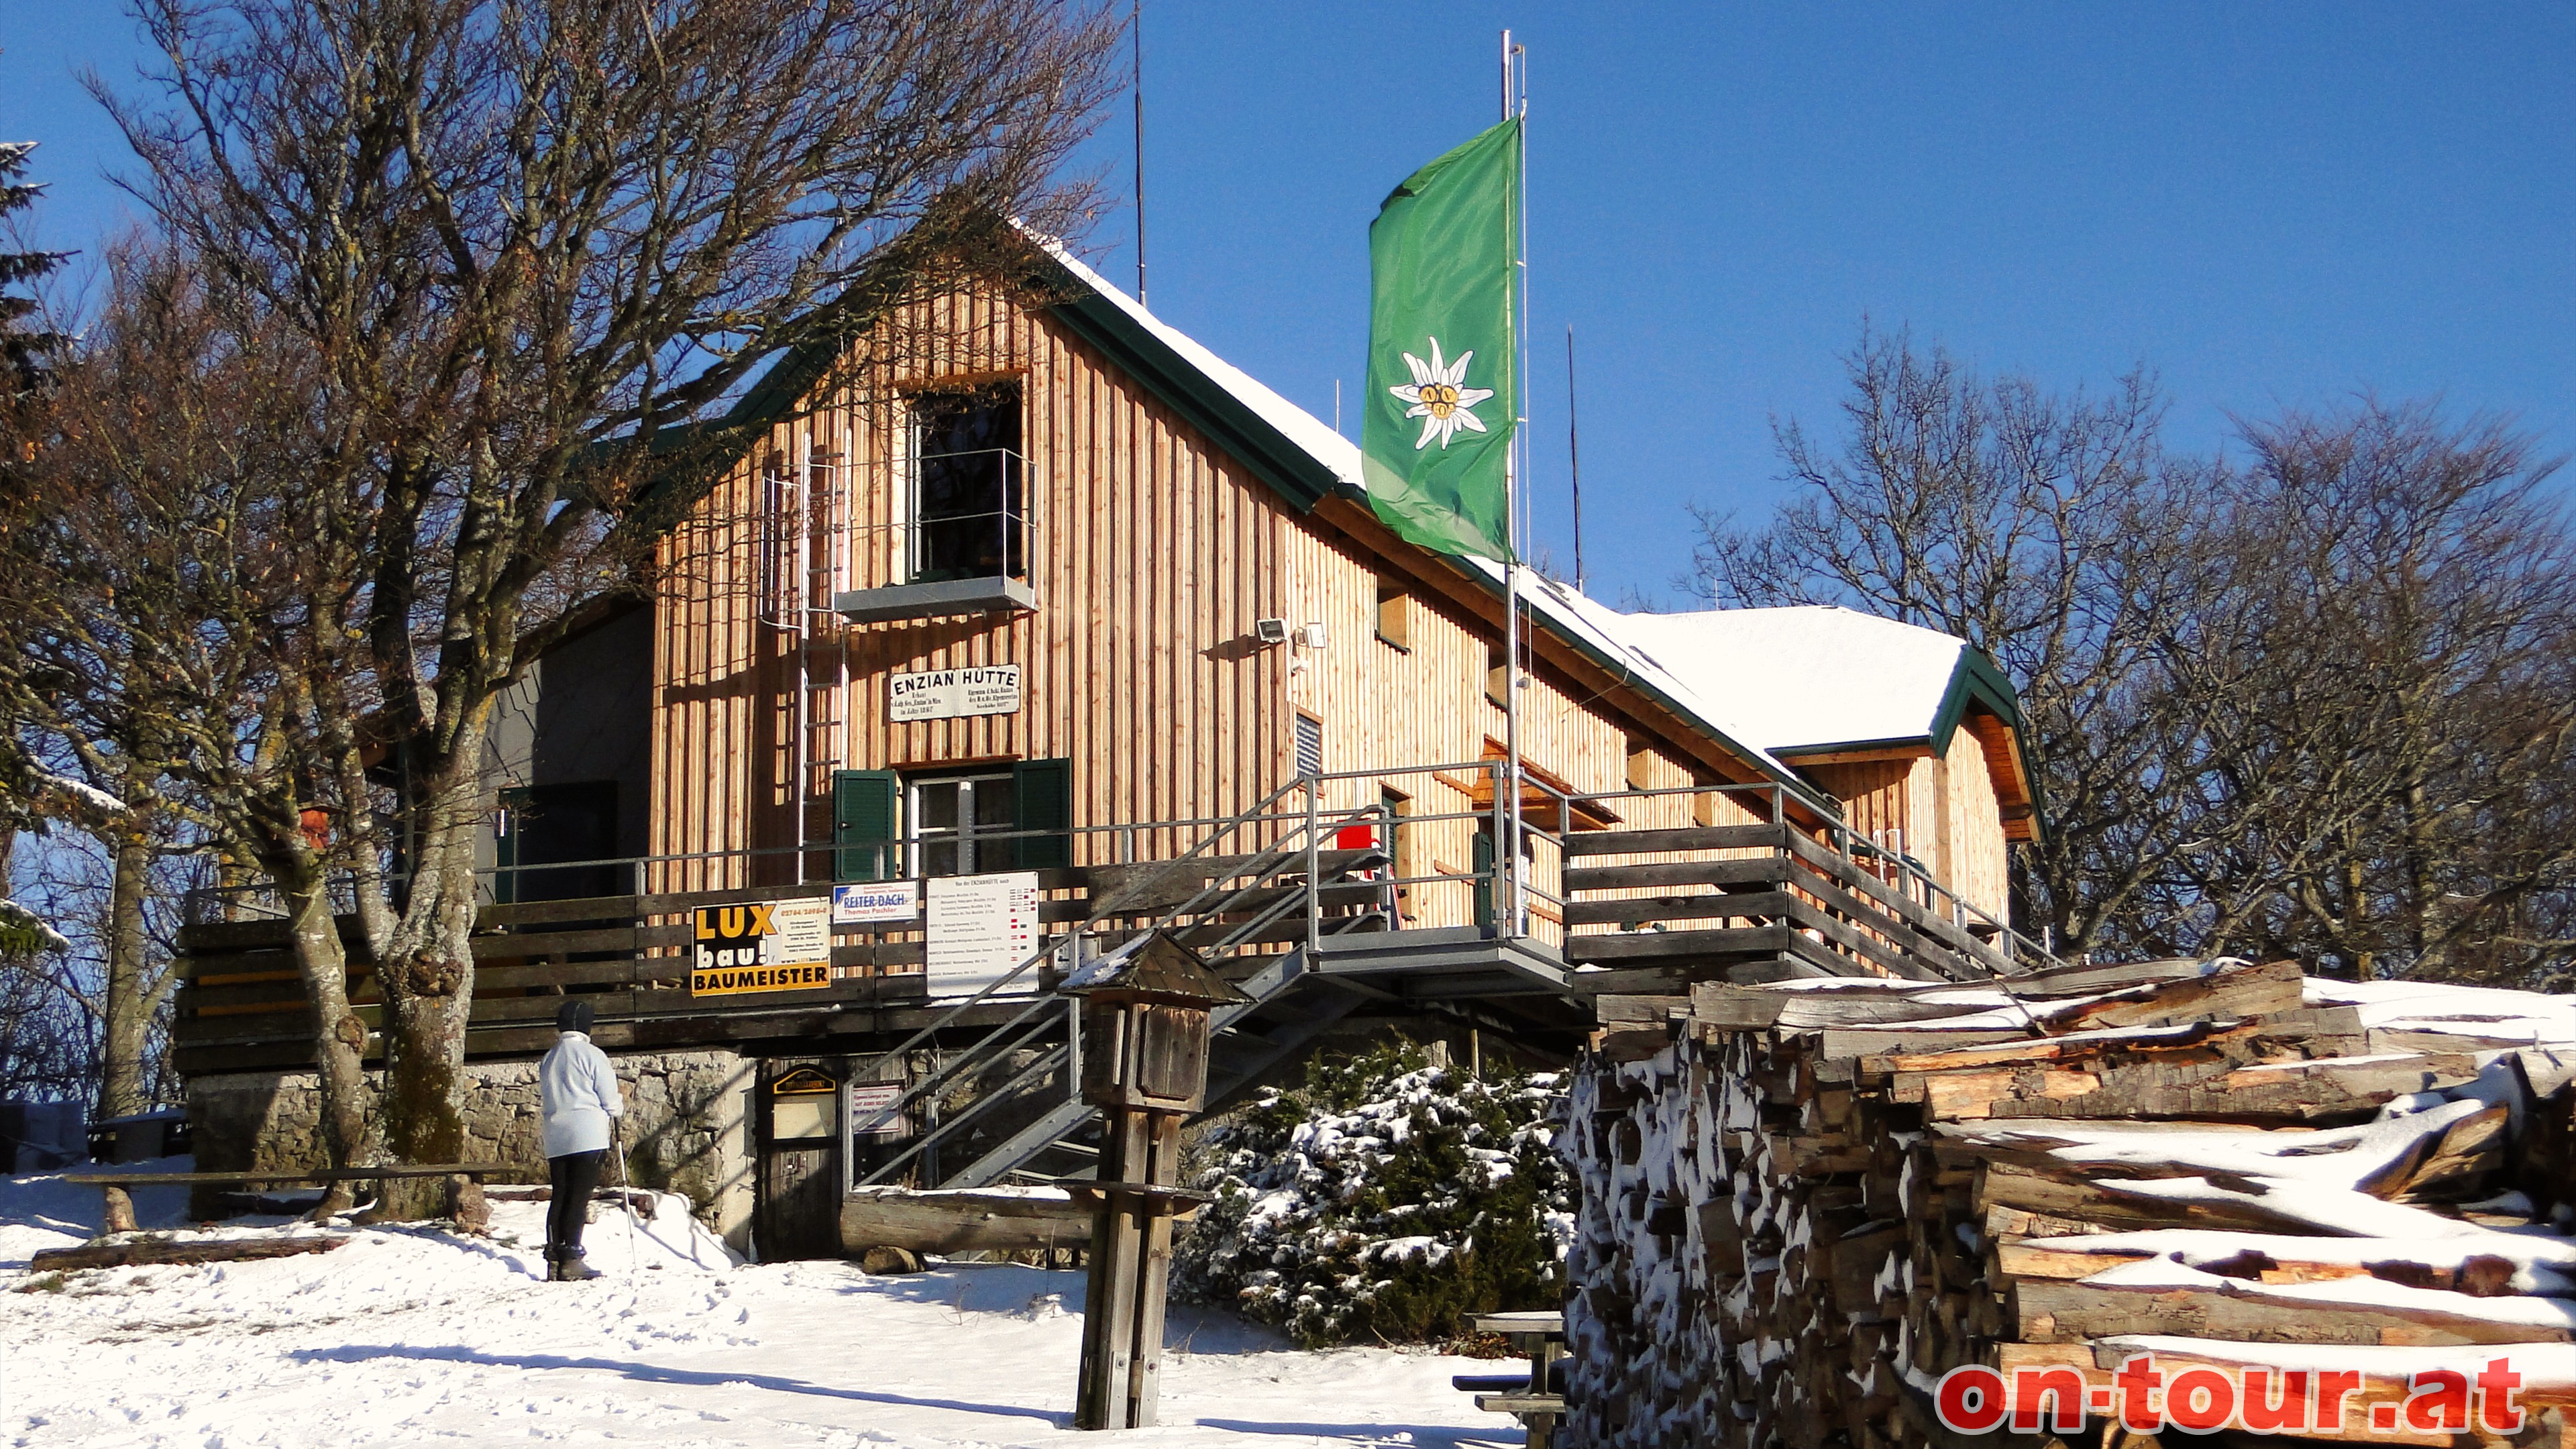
[888,664,1022,722]
[924,870,1042,999]
[690,896,834,997]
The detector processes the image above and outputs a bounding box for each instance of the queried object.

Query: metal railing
[841,445,1032,588]
[840,772,1397,1189]
[184,757,2048,972]
[178,756,2056,1182]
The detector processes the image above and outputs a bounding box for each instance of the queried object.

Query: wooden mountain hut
[171,238,2049,1254]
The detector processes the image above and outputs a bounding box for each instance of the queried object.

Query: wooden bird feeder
[1069,932,1251,1116]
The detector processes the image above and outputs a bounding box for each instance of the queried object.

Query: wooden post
[1073,1106,1189,1430]
[1075,1108,1152,1430]
[1064,932,1250,1432]
[1126,1111,1185,1424]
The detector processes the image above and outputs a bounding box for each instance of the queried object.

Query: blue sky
[6,3,2570,604]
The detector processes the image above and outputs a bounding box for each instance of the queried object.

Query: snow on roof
[1604,605,1972,755]
[1044,244,1365,493]
[1465,563,1802,779]
[1044,242,1815,794]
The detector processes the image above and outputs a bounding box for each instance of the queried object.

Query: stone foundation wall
[188,1049,757,1250]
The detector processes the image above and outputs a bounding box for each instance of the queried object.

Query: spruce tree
[0,121,66,956]
[0,136,66,411]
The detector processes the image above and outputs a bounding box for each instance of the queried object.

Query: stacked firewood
[1562,958,2576,1449]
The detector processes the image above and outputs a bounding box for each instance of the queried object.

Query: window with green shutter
[1012,757,1073,870]
[833,769,899,882]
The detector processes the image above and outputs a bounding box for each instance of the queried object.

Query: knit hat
[556,998,595,1036]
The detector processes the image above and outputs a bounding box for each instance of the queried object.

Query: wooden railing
[171,850,1394,1077]
[1557,822,2027,991]
[174,764,2049,1077]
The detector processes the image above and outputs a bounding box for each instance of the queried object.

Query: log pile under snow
[1562,957,2576,1449]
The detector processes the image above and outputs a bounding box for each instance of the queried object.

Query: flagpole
[1500,30,1527,938]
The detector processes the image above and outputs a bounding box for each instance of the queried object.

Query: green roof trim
[1928,645,2025,757]
[627,250,1356,524]
[1772,737,1941,760]
[1932,645,2044,841]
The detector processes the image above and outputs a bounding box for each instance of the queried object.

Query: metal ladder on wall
[846,781,1393,1191]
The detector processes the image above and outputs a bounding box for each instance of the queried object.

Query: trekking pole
[613,1128,640,1263]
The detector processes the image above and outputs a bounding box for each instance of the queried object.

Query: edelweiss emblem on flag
[1388,338,1495,450]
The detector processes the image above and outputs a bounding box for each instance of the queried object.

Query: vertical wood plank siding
[1935,726,2009,920]
[647,282,2015,934]
[651,289,1291,884]
[1806,744,2010,924]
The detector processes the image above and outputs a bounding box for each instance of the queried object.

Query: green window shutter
[1012,757,1073,870]
[833,769,899,883]
[1470,828,1496,929]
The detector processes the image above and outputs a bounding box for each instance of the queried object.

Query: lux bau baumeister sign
[887,664,1022,723]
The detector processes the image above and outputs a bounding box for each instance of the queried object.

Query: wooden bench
[59,1163,535,1233]
[1460,1310,1567,1447]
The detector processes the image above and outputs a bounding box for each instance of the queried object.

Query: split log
[1992,1239,2525,1296]
[2010,1276,2576,1346]
[2041,959,2306,1032]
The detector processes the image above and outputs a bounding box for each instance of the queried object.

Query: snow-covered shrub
[1173,1040,1572,1347]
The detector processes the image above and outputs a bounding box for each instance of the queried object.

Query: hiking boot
[557,1250,600,1283]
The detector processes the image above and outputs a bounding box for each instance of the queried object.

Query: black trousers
[547,1150,604,1258]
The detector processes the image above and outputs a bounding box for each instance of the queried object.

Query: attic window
[1485,641,1508,706]
[1375,576,1411,651]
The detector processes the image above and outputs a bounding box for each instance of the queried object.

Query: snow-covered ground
[2,1167,1515,1449]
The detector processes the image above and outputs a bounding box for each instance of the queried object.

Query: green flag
[1363,117,1521,561]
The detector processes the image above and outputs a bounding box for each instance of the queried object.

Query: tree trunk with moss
[273,853,374,1215]
[93,825,156,1122]
[372,706,493,1219]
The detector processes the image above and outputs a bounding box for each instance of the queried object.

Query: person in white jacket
[538,999,625,1281]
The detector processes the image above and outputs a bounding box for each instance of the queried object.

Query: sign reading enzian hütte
[1363,117,1521,562]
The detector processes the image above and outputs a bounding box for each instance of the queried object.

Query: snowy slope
[1,1170,1517,1448]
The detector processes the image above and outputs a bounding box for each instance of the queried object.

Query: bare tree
[2,240,405,1197]
[2178,404,2576,980]
[1695,330,2576,983]
[99,0,1120,1210]
[1687,327,2241,957]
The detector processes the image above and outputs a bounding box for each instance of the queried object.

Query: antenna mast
[1132,0,1146,305]
[1568,324,1584,592]
[1500,28,1528,938]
